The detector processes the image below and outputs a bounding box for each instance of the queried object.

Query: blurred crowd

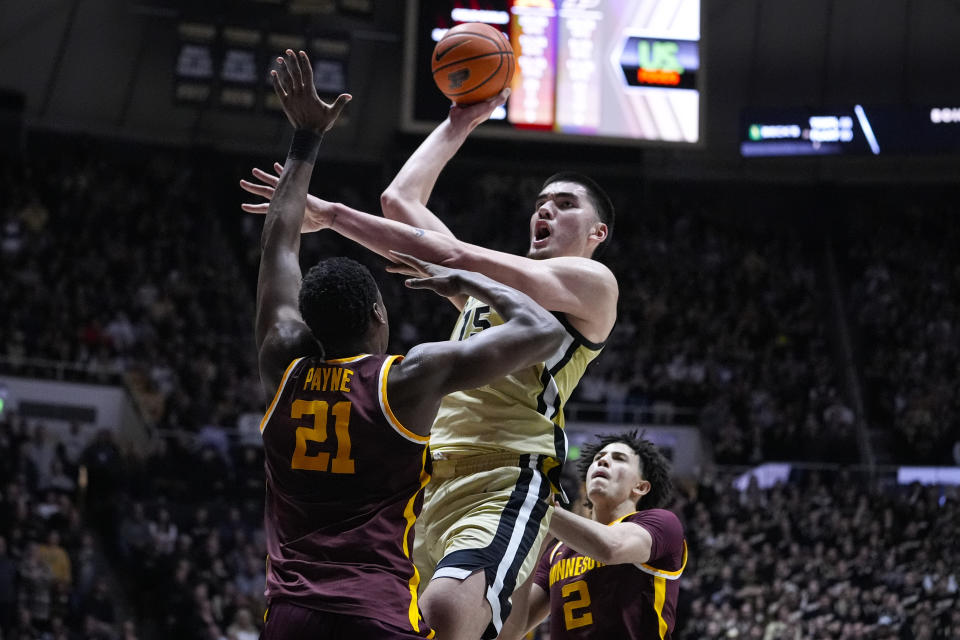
[0,410,136,640]
[676,468,959,640]
[0,138,263,438]
[843,192,960,464]
[1,133,959,638]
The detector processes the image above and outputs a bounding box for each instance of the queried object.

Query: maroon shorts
[262,601,435,640]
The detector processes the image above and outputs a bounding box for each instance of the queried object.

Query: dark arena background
[1,1,959,639]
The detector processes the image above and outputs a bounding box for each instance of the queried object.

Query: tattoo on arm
[412,228,425,238]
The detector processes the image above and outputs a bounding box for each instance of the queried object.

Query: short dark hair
[577,430,673,511]
[541,171,615,258]
[299,257,379,346]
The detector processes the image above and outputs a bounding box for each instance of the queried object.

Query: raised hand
[239,162,335,232]
[448,87,510,133]
[272,49,351,133]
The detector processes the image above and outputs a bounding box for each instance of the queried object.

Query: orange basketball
[431,22,514,105]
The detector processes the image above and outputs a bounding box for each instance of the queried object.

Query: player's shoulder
[544,255,615,276]
[625,508,684,535]
[542,256,618,295]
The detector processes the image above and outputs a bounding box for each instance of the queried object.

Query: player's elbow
[594,537,629,565]
[380,187,412,220]
[602,533,652,566]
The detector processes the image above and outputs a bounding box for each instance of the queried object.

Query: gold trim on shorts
[431,452,538,480]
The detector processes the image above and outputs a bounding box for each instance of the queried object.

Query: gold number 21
[290,400,355,474]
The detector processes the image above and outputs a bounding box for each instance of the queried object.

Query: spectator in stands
[148,507,178,557]
[226,608,259,640]
[0,536,16,635]
[35,530,71,589]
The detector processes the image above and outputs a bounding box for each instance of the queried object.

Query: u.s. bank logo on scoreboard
[618,36,699,90]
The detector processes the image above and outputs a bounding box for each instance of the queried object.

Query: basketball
[431,22,515,105]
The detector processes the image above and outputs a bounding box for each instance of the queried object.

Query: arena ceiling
[2,0,959,180]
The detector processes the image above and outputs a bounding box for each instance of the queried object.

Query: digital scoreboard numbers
[407,0,702,145]
[741,106,960,157]
[508,2,556,129]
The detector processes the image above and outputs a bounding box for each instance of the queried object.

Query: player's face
[585,442,642,508]
[527,181,604,260]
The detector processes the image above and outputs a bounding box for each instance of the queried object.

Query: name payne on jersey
[302,366,355,393]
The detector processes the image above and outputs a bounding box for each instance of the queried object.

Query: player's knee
[420,575,491,633]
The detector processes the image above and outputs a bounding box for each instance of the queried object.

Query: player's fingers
[403,277,433,290]
[239,179,274,198]
[241,203,270,215]
[385,265,421,279]
[388,250,429,269]
[271,69,288,100]
[298,51,314,90]
[328,93,353,124]
[279,53,296,87]
[273,162,285,176]
[251,167,280,186]
[285,49,303,90]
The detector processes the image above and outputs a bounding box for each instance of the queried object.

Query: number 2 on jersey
[290,400,355,474]
[561,579,594,630]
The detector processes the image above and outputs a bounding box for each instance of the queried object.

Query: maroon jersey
[534,509,687,639]
[259,354,433,637]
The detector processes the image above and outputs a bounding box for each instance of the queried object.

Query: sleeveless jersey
[431,296,604,463]
[533,509,687,639]
[259,354,432,636]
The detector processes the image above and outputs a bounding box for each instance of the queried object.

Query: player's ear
[589,222,608,244]
[632,479,651,502]
[372,302,386,325]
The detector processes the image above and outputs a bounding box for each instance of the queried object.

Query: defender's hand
[273,49,351,133]
[390,251,465,298]
[240,163,336,232]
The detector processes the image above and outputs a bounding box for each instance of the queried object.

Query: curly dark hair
[299,257,379,347]
[541,171,615,259]
[576,430,673,511]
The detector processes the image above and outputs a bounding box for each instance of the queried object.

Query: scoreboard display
[173,23,350,112]
[741,105,960,157]
[403,0,703,146]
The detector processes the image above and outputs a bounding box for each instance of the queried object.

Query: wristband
[288,129,323,163]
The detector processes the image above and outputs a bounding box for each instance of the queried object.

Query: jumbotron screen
[740,105,960,157]
[403,0,702,145]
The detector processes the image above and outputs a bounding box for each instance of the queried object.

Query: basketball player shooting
[242,35,618,634]
[255,49,566,640]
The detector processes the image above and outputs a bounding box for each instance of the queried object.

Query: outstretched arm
[548,508,654,565]
[385,252,566,434]
[379,90,510,236]
[241,185,616,336]
[256,49,350,399]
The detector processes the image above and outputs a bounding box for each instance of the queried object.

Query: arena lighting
[930,106,960,123]
[450,8,510,23]
[853,104,880,155]
[733,463,792,491]
[897,467,960,486]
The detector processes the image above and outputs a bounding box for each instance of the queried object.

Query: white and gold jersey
[431,296,605,462]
